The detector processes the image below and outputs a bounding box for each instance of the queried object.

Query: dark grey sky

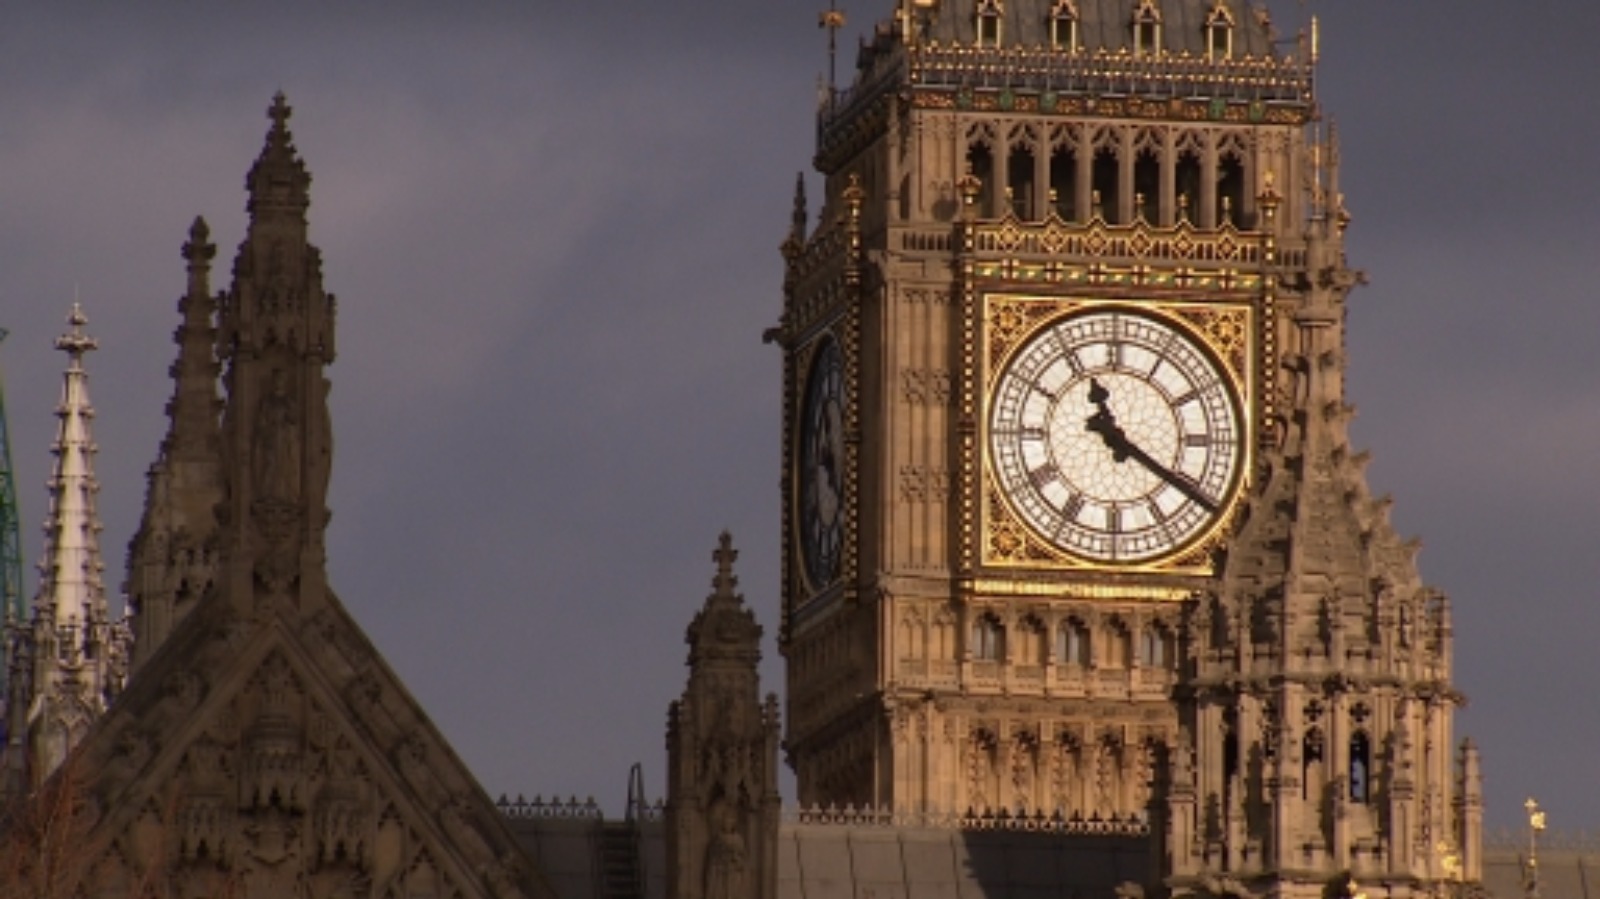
[0,1,1592,834]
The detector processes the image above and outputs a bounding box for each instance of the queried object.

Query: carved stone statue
[704,798,747,899]
[254,369,301,505]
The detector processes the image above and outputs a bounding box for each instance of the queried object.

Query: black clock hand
[1084,379,1220,514]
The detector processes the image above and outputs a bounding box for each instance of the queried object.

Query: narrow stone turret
[2,305,129,799]
[215,91,337,614]
[666,533,782,899]
[1169,133,1477,898]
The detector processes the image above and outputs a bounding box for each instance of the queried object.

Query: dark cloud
[0,0,1591,830]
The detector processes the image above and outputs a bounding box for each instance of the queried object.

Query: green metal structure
[0,328,23,668]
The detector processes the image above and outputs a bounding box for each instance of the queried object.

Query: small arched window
[1205,1,1235,60]
[1057,619,1090,667]
[1049,0,1079,52]
[1139,628,1163,668]
[1349,731,1371,803]
[976,0,1002,48]
[973,613,1005,661]
[1132,0,1162,56]
[1302,727,1325,800]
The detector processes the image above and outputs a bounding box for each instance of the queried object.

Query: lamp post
[1524,797,1546,899]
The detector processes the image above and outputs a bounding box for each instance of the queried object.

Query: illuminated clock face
[989,308,1243,563]
[799,339,844,588]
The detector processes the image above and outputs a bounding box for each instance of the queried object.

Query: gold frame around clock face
[982,298,1251,569]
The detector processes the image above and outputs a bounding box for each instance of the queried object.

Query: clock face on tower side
[798,339,844,589]
[988,307,1244,564]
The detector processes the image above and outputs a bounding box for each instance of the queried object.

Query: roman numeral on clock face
[1061,492,1084,520]
[1028,463,1059,490]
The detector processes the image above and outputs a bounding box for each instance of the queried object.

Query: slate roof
[509,811,1593,899]
[509,816,1148,899]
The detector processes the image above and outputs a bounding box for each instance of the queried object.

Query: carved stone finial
[1257,171,1280,222]
[56,303,97,361]
[268,91,292,144]
[184,216,215,265]
[247,91,311,220]
[957,168,983,214]
[712,531,739,599]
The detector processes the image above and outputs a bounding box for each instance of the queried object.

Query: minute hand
[1085,401,1220,515]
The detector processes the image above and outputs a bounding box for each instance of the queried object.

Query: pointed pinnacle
[791,172,808,239]
[269,91,292,143]
[183,216,216,266]
[55,303,97,360]
[712,531,739,599]
[246,92,311,219]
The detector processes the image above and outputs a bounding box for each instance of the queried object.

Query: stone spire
[215,92,336,615]
[247,92,311,224]
[126,216,224,670]
[2,305,129,798]
[666,533,781,899]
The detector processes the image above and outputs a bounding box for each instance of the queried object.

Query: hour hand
[1087,378,1110,407]
[1084,379,1130,461]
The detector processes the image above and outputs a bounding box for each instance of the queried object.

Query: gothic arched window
[1016,616,1046,665]
[1049,143,1077,220]
[1049,0,1079,52]
[1302,727,1325,801]
[1134,146,1160,223]
[1205,1,1235,60]
[967,141,996,217]
[1008,142,1036,220]
[1217,154,1245,227]
[976,0,1002,48]
[1349,731,1371,803]
[973,613,1005,661]
[1091,145,1118,223]
[1132,0,1162,56]
[1139,625,1176,670]
[1139,627,1163,668]
[1058,619,1090,667]
[1176,148,1202,223]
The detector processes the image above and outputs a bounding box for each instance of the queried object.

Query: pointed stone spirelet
[685,532,762,668]
[169,215,222,461]
[38,303,106,634]
[245,91,311,221]
[4,304,127,795]
[126,214,226,670]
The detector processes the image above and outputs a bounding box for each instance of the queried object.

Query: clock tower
[774,3,1482,894]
